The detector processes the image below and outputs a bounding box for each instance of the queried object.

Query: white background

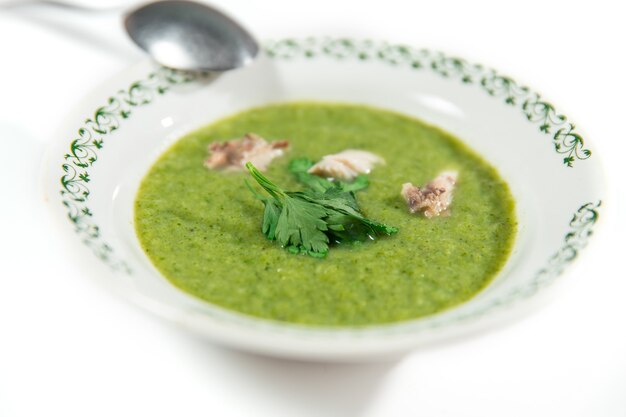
[1,1,625,416]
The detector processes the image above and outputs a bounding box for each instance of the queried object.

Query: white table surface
[1,1,624,416]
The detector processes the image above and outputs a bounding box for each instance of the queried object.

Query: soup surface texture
[135,103,516,326]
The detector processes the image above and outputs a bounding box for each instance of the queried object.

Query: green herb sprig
[246,161,398,258]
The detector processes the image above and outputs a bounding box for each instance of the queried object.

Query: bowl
[43,38,605,361]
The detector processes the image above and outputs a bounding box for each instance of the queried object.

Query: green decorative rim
[265,38,592,167]
[60,68,195,273]
[58,37,601,326]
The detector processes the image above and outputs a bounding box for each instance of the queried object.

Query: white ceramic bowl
[43,38,605,361]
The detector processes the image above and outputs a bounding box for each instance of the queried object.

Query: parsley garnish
[246,161,398,258]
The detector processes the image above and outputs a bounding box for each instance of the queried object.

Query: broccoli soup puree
[134,103,517,326]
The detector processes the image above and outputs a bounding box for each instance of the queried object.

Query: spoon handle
[0,0,127,11]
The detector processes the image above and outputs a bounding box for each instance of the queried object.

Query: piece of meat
[401,171,458,218]
[204,133,289,171]
[307,149,384,181]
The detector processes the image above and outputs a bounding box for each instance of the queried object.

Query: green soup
[135,103,516,326]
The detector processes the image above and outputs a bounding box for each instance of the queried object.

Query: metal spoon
[124,0,259,72]
[1,0,259,72]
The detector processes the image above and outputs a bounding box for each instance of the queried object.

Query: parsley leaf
[262,198,281,241]
[245,180,281,241]
[276,197,330,255]
[246,162,397,258]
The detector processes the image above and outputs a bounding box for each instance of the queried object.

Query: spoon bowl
[124,0,259,72]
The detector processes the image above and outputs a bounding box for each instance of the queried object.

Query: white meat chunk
[401,171,458,218]
[204,133,289,171]
[307,149,384,181]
